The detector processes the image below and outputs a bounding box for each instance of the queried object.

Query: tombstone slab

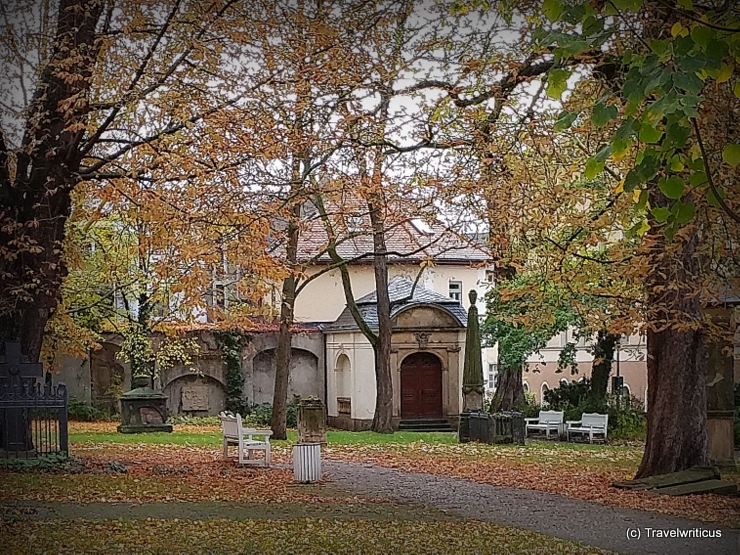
[297,397,327,444]
[181,386,209,412]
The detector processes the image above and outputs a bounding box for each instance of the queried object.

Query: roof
[328,277,467,331]
[293,217,491,265]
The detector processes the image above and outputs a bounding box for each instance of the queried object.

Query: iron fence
[0,381,68,459]
[468,411,525,445]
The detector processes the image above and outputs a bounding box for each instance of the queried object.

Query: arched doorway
[401,352,442,418]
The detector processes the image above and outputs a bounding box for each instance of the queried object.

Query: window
[347,215,363,233]
[214,283,226,309]
[560,378,569,386]
[488,363,498,389]
[522,382,530,393]
[448,281,462,302]
[485,270,495,283]
[337,397,351,415]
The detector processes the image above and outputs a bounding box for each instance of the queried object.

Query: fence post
[58,384,68,455]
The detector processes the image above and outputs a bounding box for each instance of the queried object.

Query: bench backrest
[220,412,239,438]
[538,410,564,423]
[581,413,608,429]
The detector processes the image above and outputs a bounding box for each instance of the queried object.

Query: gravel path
[323,460,739,555]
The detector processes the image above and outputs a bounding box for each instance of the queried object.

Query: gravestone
[0,341,44,452]
[181,385,209,412]
[297,397,327,444]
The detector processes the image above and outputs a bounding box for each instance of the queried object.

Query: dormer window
[347,215,363,233]
[410,218,434,236]
[448,280,462,302]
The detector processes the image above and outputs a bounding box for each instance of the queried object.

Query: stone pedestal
[458,411,471,443]
[118,383,172,434]
[297,397,327,444]
[706,307,736,469]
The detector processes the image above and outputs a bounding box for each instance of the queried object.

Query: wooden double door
[401,352,442,418]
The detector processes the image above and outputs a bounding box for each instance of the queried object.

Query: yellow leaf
[633,189,641,203]
[716,64,733,83]
[614,180,624,194]
[670,22,684,37]
[636,220,651,235]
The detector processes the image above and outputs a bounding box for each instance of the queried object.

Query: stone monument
[459,290,484,443]
[297,397,327,444]
[118,375,173,433]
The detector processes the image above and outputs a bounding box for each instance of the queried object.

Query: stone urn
[117,379,173,434]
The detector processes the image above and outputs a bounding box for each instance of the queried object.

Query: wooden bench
[566,413,608,443]
[220,412,272,467]
[524,410,564,439]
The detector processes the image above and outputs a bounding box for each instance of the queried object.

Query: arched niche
[252,347,321,405]
[335,353,351,399]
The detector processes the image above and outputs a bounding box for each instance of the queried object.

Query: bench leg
[223,438,228,460]
[265,446,271,467]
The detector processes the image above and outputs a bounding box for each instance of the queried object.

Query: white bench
[524,410,564,439]
[566,413,608,443]
[220,412,272,467]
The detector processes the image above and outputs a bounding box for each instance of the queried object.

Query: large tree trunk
[271,217,299,440]
[489,366,524,412]
[0,0,104,361]
[636,196,708,477]
[369,199,394,433]
[590,330,617,402]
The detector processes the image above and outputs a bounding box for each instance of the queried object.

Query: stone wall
[57,328,326,416]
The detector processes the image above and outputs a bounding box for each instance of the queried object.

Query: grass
[1,518,616,555]
[69,426,459,447]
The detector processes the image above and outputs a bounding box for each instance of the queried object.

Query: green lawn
[69,429,459,447]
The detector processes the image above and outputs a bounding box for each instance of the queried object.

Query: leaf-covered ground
[1,518,616,555]
[322,442,740,528]
[59,423,740,527]
[0,423,623,554]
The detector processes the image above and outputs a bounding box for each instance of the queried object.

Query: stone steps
[398,419,456,432]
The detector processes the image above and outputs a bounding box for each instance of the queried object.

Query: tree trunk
[0,0,104,361]
[489,366,524,412]
[369,199,394,433]
[271,217,299,440]
[636,195,708,477]
[590,330,617,402]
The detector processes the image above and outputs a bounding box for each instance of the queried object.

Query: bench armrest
[524,418,539,424]
[566,420,582,426]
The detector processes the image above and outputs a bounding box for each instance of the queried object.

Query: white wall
[294,263,492,323]
[326,332,376,419]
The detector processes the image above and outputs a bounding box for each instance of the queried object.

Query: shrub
[0,453,73,473]
[68,397,101,421]
[542,380,646,440]
[168,414,222,426]
[246,399,298,428]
